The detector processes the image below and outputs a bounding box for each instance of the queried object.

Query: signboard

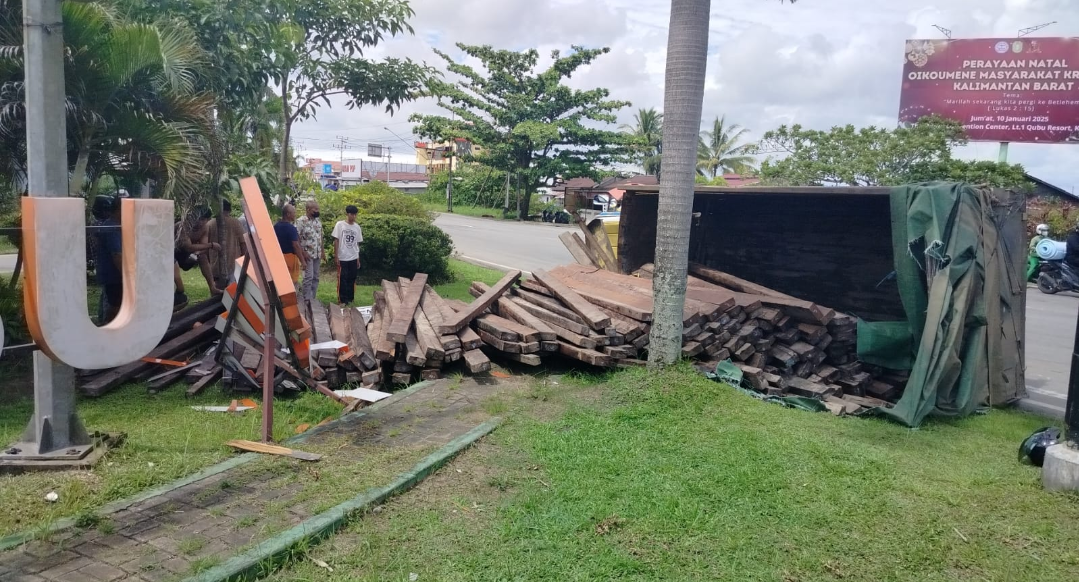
[368,143,383,157]
[321,163,333,175]
[898,38,1079,143]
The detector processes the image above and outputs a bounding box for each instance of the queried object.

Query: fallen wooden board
[531,269,612,330]
[186,366,222,397]
[477,329,540,354]
[227,439,321,461]
[440,270,521,334]
[548,271,652,322]
[493,351,542,366]
[81,323,219,397]
[688,263,799,301]
[370,291,395,362]
[511,287,587,324]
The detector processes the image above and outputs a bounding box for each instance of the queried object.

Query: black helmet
[1019,427,1062,467]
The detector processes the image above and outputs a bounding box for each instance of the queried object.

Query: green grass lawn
[422,202,515,220]
[0,258,504,537]
[269,364,1079,582]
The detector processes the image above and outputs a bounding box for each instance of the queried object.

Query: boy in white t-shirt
[331,205,364,305]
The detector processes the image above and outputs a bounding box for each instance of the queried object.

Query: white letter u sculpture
[22,197,175,369]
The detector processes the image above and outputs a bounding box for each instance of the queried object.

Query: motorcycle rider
[1028,224,1050,281]
[1066,222,1079,270]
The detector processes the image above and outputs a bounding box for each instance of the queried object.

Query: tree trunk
[279,80,292,183]
[648,0,711,368]
[69,143,92,197]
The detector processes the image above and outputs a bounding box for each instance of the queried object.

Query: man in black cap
[332,205,363,305]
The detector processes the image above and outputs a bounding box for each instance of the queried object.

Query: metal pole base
[0,352,107,472]
[0,433,122,475]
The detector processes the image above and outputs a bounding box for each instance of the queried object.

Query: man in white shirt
[331,205,364,305]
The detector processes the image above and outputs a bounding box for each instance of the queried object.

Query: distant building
[415,138,480,173]
[300,158,430,193]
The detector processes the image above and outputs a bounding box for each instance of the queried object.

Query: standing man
[332,205,363,305]
[274,204,306,283]
[206,199,247,288]
[296,199,324,303]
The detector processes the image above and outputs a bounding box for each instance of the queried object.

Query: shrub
[0,275,27,345]
[351,214,454,283]
[316,181,434,263]
[425,165,508,208]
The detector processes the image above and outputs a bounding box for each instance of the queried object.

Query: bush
[0,276,27,345]
[316,181,434,262]
[352,214,454,283]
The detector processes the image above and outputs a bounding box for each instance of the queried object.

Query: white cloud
[295,0,1079,190]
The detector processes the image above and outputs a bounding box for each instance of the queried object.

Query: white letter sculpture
[22,197,174,369]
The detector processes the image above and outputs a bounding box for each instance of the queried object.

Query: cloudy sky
[294,0,1079,192]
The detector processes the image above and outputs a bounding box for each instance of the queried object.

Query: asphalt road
[0,253,14,273]
[433,212,573,274]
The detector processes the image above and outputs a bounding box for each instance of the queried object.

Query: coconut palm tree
[0,1,214,199]
[649,0,794,367]
[649,0,711,367]
[697,115,755,178]
[620,107,663,177]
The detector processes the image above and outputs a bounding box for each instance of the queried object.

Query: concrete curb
[182,417,502,582]
[0,380,439,552]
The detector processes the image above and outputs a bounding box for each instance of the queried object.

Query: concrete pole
[20,0,91,454]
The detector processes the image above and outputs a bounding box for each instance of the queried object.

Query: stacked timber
[79,297,225,397]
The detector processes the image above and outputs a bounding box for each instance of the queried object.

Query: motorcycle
[1036,259,1079,294]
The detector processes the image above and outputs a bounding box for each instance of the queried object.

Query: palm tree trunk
[69,141,92,197]
[649,0,711,368]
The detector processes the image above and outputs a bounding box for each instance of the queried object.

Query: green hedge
[346,214,454,283]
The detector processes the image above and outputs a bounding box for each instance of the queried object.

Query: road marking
[458,255,532,277]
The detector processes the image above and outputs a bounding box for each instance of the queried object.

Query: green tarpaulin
[858,182,1026,427]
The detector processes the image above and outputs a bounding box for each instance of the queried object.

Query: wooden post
[262,304,275,442]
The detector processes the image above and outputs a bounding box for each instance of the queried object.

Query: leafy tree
[0,1,214,201]
[621,108,663,177]
[264,0,433,182]
[694,174,728,186]
[757,116,1029,189]
[697,115,755,178]
[425,164,507,208]
[411,43,633,221]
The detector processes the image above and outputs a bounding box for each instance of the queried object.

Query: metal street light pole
[9,0,93,459]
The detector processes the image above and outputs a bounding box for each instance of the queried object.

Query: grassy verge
[269,364,1079,582]
[0,258,504,536]
[422,202,514,220]
[0,384,341,538]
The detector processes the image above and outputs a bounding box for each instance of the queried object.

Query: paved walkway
[0,378,507,582]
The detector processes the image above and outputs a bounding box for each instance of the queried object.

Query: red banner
[898,38,1079,143]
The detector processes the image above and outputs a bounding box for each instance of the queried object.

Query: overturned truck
[618,182,1027,427]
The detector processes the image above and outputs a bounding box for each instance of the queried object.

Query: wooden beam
[386,274,428,343]
[557,341,612,367]
[511,286,588,325]
[558,231,595,267]
[347,307,378,369]
[531,269,611,330]
[440,270,521,334]
[496,297,557,341]
[506,296,591,336]
[463,349,491,373]
[370,291,395,362]
[81,323,218,397]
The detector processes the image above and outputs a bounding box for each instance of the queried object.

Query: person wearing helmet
[1027,224,1050,281]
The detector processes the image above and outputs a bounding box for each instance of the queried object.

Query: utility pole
[502,173,511,219]
[385,147,392,184]
[446,149,454,213]
[334,136,350,188]
[7,0,94,462]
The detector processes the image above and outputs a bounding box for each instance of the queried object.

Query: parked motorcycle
[1036,259,1079,294]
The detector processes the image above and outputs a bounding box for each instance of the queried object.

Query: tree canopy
[410,43,633,220]
[757,116,1030,189]
[697,115,755,178]
[621,108,663,177]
